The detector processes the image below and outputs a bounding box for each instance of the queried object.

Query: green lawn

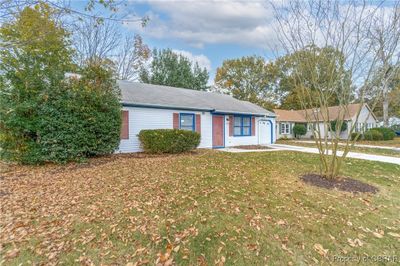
[353,137,400,148]
[1,151,400,265]
[277,139,400,158]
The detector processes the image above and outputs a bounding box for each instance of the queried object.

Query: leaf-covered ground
[1,150,399,265]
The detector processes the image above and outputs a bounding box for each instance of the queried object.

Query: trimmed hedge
[138,129,200,153]
[293,124,306,138]
[370,127,396,140]
[363,129,384,141]
[330,120,348,132]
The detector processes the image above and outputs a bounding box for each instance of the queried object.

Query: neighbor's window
[355,122,365,133]
[280,123,291,134]
[234,116,251,136]
[180,113,195,131]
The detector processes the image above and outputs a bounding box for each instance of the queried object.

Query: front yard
[1,151,400,265]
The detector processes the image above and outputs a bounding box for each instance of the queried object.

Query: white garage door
[258,120,271,145]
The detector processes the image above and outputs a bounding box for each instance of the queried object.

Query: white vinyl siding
[117,107,213,153]
[117,106,276,153]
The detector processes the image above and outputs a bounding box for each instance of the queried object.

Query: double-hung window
[355,122,365,133]
[234,116,251,136]
[280,123,291,134]
[180,113,195,131]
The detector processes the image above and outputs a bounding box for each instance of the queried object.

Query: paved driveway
[292,140,400,151]
[221,144,400,165]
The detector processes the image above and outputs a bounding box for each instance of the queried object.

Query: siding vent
[251,116,255,136]
[173,113,179,129]
[195,114,201,134]
[120,110,129,139]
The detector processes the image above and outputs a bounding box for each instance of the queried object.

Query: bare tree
[72,17,121,66]
[115,35,150,81]
[271,0,394,179]
[368,2,400,126]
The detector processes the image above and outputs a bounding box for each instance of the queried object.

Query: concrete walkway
[292,140,400,151]
[221,144,400,165]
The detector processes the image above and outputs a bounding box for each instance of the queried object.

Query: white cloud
[172,49,212,71]
[125,0,278,48]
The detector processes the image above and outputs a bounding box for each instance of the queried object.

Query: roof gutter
[212,110,276,117]
[121,103,277,117]
[121,102,213,112]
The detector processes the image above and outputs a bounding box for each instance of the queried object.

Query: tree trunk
[383,82,389,127]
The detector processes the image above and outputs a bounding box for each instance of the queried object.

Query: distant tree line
[214,50,399,121]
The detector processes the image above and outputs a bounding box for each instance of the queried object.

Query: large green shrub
[36,63,121,163]
[330,120,348,132]
[293,124,306,138]
[138,129,200,153]
[363,129,383,141]
[0,4,121,164]
[370,127,396,140]
[0,62,121,164]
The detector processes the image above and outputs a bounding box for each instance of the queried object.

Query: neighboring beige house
[274,103,377,140]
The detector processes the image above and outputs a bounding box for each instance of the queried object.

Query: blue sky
[71,0,278,83]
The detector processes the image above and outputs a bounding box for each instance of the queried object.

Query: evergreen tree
[140,49,209,90]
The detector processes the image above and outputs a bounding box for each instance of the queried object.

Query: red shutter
[173,113,179,129]
[251,116,255,136]
[229,115,234,136]
[195,114,201,134]
[120,110,129,139]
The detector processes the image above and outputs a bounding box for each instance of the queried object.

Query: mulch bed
[300,174,378,193]
[233,145,271,150]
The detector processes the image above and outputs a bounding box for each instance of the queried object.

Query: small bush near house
[138,129,200,153]
[363,129,384,141]
[351,132,363,141]
[370,127,396,140]
[293,124,307,138]
[330,120,348,132]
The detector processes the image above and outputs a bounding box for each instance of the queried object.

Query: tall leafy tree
[214,56,276,109]
[140,48,209,90]
[0,3,121,164]
[270,46,352,109]
[0,3,73,162]
[365,65,400,118]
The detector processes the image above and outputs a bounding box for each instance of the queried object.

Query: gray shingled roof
[118,81,275,116]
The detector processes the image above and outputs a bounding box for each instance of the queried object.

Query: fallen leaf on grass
[197,255,207,266]
[372,232,384,238]
[347,238,363,247]
[313,244,328,257]
[5,248,19,259]
[173,245,180,252]
[276,220,286,226]
[388,232,400,238]
[216,256,226,266]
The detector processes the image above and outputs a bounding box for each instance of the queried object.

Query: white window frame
[281,123,291,134]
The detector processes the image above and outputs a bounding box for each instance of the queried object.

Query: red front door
[212,115,224,148]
